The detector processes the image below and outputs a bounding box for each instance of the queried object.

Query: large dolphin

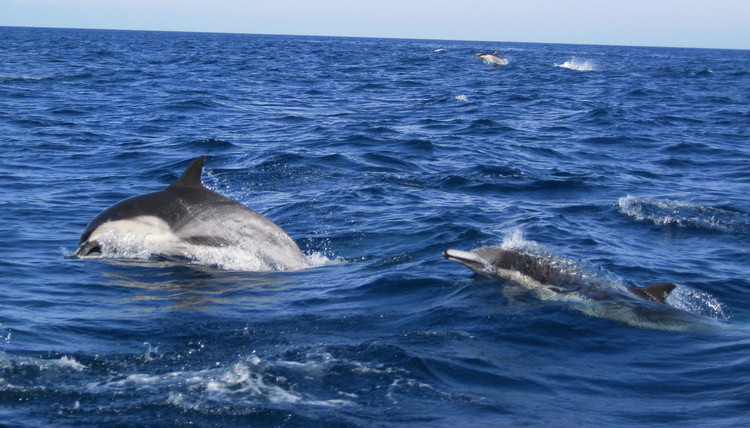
[443,247,676,303]
[75,156,308,271]
[475,51,508,66]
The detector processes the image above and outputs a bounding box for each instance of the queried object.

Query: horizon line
[3,24,747,52]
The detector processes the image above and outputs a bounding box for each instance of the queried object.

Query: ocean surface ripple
[1,27,750,427]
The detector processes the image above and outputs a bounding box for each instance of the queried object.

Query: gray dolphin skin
[75,156,308,271]
[443,247,676,304]
[475,51,508,66]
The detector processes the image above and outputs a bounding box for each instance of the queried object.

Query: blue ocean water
[1,26,750,427]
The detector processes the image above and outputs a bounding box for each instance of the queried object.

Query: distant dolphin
[75,156,308,271]
[443,247,676,303]
[475,51,508,66]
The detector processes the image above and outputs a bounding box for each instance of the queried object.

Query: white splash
[555,58,596,71]
[501,228,537,251]
[454,94,469,102]
[54,356,87,371]
[667,285,729,320]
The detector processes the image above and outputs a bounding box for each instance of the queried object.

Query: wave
[0,340,474,424]
[0,353,88,373]
[555,58,596,71]
[618,195,750,235]
[0,74,54,82]
[164,98,222,111]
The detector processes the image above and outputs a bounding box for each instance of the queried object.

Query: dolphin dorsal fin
[170,156,206,188]
[628,282,677,303]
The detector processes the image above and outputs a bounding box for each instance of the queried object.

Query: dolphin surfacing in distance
[74,156,308,271]
[475,51,508,66]
[443,247,676,304]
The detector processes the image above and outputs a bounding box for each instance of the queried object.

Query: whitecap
[53,356,87,371]
[0,353,87,373]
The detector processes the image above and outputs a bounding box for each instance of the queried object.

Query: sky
[2,0,748,50]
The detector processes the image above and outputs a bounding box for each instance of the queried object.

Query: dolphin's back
[487,249,572,286]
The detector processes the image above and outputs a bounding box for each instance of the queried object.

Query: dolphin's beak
[443,249,486,271]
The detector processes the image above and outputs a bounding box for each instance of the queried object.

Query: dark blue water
[2,27,750,427]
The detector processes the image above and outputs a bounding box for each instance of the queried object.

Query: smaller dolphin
[475,51,508,66]
[74,156,308,271]
[443,247,675,303]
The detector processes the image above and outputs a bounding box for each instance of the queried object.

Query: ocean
[1,26,749,427]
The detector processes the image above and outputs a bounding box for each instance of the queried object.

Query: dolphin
[443,247,676,303]
[74,156,308,271]
[475,51,508,66]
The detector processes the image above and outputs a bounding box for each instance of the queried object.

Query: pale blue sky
[2,0,748,49]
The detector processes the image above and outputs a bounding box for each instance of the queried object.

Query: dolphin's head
[444,246,519,273]
[75,238,102,257]
[73,193,173,258]
[443,248,493,274]
[74,206,120,258]
[74,218,105,257]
